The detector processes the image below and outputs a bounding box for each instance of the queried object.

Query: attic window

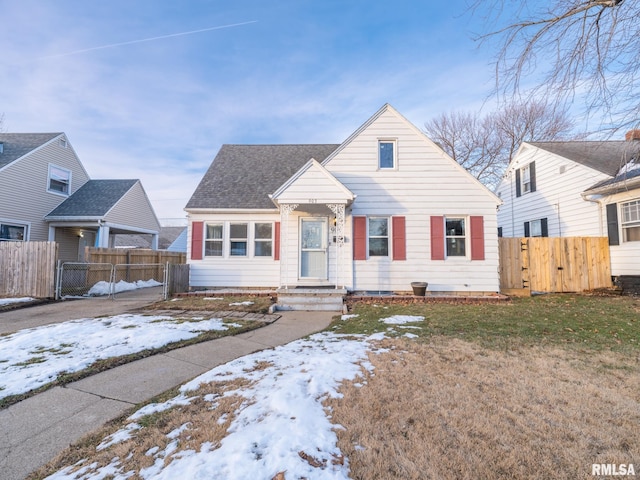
[59,138,68,148]
[48,164,71,195]
[378,140,396,169]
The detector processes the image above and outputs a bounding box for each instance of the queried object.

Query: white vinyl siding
[189,214,281,288]
[496,144,609,238]
[324,107,499,293]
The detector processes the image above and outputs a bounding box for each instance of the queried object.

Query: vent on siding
[59,138,67,148]
[559,165,566,174]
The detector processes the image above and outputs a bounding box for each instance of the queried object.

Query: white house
[496,132,640,287]
[185,104,501,297]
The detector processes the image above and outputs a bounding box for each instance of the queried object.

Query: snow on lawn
[0,314,240,400]
[0,297,35,306]
[380,315,424,325]
[46,331,389,480]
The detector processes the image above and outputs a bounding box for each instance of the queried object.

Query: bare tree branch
[472,0,639,131]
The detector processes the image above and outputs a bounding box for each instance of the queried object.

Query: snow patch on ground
[0,297,35,306]
[379,315,425,325]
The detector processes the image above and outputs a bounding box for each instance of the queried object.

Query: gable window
[48,165,71,195]
[445,217,466,257]
[230,223,248,256]
[205,224,223,256]
[621,200,640,242]
[0,222,26,241]
[515,161,536,197]
[368,217,389,256]
[378,140,396,169]
[254,223,273,256]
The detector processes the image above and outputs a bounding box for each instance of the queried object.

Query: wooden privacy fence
[85,247,185,282]
[0,241,58,298]
[499,237,612,295]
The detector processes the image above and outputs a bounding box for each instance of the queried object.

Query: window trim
[47,164,72,196]
[368,216,390,257]
[378,139,397,170]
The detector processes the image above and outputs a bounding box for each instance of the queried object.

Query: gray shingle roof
[46,179,138,218]
[186,144,340,210]
[0,133,62,169]
[529,140,640,176]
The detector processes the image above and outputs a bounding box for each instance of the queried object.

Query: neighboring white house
[496,132,640,283]
[185,104,501,294]
[0,132,161,262]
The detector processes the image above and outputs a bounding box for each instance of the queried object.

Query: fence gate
[56,262,169,300]
[499,237,612,295]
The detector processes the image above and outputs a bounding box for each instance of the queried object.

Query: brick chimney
[625,129,640,141]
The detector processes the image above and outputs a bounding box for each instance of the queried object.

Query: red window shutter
[191,222,204,260]
[353,216,367,260]
[274,222,281,260]
[470,216,485,261]
[430,216,445,260]
[392,216,406,261]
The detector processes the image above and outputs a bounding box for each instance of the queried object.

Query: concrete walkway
[0,308,335,480]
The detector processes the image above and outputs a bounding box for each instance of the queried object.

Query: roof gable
[0,133,63,170]
[45,179,138,218]
[186,144,339,210]
[270,158,355,205]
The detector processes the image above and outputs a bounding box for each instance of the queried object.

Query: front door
[300,217,328,280]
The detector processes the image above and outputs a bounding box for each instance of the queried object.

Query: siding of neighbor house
[323,108,499,293]
[0,134,90,242]
[597,190,640,276]
[496,144,610,238]
[188,212,282,288]
[104,181,161,232]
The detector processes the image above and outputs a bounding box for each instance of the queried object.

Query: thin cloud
[36,20,258,59]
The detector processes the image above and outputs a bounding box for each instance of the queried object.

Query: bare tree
[472,0,640,131]
[425,99,575,188]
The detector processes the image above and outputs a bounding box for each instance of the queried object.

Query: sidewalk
[0,310,335,480]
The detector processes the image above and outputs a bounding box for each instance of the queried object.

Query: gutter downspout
[581,192,605,237]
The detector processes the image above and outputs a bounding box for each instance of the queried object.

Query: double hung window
[368,217,389,256]
[254,223,273,256]
[445,218,466,257]
[621,200,640,242]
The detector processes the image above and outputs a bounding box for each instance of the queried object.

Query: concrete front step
[276,287,346,312]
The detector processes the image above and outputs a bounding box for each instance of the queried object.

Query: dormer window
[378,140,396,169]
[48,164,71,195]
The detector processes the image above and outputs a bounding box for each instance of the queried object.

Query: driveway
[0,287,163,335]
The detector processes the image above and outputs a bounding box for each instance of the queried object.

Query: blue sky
[1,1,502,220]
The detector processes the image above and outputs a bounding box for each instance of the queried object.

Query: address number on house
[308,199,318,203]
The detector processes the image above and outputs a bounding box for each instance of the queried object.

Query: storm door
[300,217,328,279]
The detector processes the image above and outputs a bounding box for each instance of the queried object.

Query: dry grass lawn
[328,337,640,480]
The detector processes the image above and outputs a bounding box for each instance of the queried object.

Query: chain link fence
[56,262,168,300]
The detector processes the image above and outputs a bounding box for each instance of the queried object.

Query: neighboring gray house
[496,131,640,283]
[0,133,161,262]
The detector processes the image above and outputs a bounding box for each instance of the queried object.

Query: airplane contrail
[38,20,258,59]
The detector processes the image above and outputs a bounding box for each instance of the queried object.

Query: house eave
[185,207,280,215]
[583,176,640,197]
[44,215,103,222]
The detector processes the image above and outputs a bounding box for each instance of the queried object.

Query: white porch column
[280,203,298,289]
[327,203,345,289]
